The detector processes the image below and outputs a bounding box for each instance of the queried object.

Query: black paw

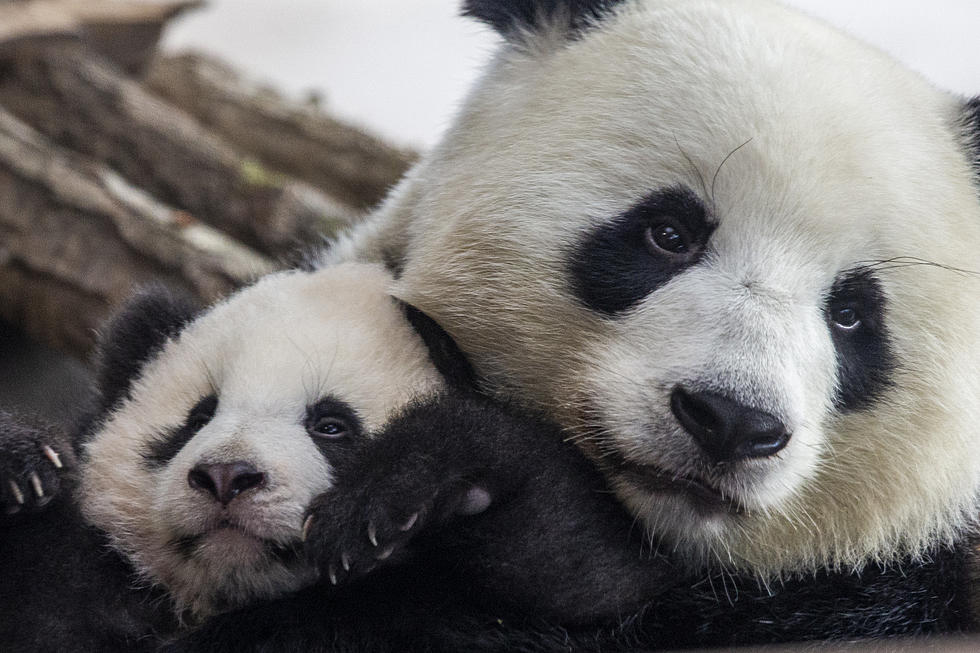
[0,413,73,516]
[302,452,491,587]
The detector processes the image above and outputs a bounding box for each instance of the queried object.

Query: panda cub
[0,263,451,649]
[327,0,980,630]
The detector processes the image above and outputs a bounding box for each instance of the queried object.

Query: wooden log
[0,0,202,73]
[0,40,354,258]
[145,52,417,210]
[0,105,275,358]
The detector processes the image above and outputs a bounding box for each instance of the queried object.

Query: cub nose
[669,386,790,464]
[188,461,266,505]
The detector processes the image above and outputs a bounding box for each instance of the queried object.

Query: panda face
[79,263,444,617]
[389,1,980,572]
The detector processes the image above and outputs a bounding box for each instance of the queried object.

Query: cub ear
[95,285,200,412]
[399,302,478,391]
[462,0,625,41]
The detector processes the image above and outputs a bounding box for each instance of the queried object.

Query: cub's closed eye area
[141,394,219,468]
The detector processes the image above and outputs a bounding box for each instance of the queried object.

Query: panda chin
[611,456,743,518]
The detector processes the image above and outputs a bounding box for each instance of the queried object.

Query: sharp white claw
[341,553,350,572]
[8,479,24,505]
[368,522,378,547]
[328,565,337,585]
[400,512,419,531]
[29,472,44,498]
[376,546,395,561]
[302,515,313,542]
[42,446,63,469]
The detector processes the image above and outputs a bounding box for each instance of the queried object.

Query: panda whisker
[710,137,754,204]
[852,257,980,277]
[674,135,710,206]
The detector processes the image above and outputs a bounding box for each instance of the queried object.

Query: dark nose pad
[670,387,790,464]
[188,462,266,506]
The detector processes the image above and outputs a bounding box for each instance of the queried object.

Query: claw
[400,512,419,531]
[8,480,24,505]
[341,552,350,572]
[328,564,337,585]
[42,446,63,469]
[302,514,313,542]
[376,545,395,561]
[29,472,44,498]
[367,521,378,547]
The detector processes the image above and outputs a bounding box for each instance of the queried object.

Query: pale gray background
[162,0,980,149]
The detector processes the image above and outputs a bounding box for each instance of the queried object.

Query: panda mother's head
[79,263,445,617]
[386,0,980,574]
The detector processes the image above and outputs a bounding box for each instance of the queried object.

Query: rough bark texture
[0,40,354,258]
[0,105,274,357]
[145,52,417,211]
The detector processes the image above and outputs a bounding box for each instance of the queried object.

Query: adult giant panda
[326,0,980,628]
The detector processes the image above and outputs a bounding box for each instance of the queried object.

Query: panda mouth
[616,460,743,515]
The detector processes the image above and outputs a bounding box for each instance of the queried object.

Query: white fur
[328,0,980,575]
[79,262,444,616]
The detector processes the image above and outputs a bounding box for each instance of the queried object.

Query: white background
[162,1,980,150]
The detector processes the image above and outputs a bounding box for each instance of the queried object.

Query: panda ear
[462,0,625,40]
[399,301,478,391]
[962,97,980,180]
[95,285,200,412]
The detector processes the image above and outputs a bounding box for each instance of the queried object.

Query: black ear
[963,96,980,181]
[399,302,478,391]
[95,285,199,412]
[462,0,625,40]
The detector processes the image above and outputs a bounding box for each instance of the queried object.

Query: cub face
[80,263,444,616]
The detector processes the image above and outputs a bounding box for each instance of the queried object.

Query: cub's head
[79,263,445,617]
[386,0,980,574]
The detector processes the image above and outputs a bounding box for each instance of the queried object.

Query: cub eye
[831,306,861,330]
[186,395,218,433]
[645,222,691,256]
[309,416,349,439]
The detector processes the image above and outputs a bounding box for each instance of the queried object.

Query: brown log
[0,105,275,358]
[0,40,354,258]
[145,52,417,210]
[0,0,202,73]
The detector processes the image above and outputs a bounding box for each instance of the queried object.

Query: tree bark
[145,52,417,211]
[0,40,354,258]
[0,106,274,358]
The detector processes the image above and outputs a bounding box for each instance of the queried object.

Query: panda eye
[309,416,349,439]
[832,306,861,330]
[645,222,691,256]
[186,395,218,433]
[305,397,361,442]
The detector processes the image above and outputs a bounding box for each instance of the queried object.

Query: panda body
[330,0,980,581]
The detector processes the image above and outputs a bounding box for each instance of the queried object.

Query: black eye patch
[568,186,714,315]
[825,271,895,411]
[142,394,218,468]
[305,396,362,462]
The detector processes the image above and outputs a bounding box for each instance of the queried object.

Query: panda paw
[0,413,73,516]
[302,476,437,586]
[302,450,493,587]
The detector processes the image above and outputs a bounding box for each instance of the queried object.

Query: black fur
[569,186,714,315]
[825,270,895,411]
[142,395,219,468]
[95,285,199,414]
[402,302,479,389]
[462,0,626,39]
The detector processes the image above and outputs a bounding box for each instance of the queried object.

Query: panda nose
[669,387,789,464]
[188,462,266,505]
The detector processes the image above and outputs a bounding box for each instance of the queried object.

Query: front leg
[0,411,74,516]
